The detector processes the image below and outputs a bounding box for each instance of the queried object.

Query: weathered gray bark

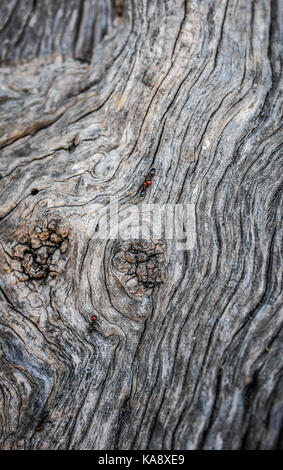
[0,0,282,450]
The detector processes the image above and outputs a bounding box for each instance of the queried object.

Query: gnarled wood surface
[0,0,282,450]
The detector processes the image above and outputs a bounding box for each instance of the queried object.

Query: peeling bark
[0,0,282,450]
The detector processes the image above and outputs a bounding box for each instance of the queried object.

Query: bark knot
[6,219,70,282]
[111,239,165,296]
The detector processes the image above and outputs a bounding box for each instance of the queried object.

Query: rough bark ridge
[0,0,282,450]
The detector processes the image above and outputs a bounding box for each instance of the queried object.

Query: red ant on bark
[34,410,49,432]
[140,168,156,197]
[87,315,98,333]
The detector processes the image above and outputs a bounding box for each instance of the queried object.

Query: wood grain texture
[0,0,282,450]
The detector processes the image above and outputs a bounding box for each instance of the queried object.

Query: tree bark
[0,0,282,450]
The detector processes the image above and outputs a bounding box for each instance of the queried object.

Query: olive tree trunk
[0,0,282,450]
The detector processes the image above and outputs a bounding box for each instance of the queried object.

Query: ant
[35,410,49,432]
[140,168,156,197]
[87,314,98,333]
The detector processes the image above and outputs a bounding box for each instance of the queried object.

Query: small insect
[88,314,98,332]
[140,168,156,197]
[35,410,49,432]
